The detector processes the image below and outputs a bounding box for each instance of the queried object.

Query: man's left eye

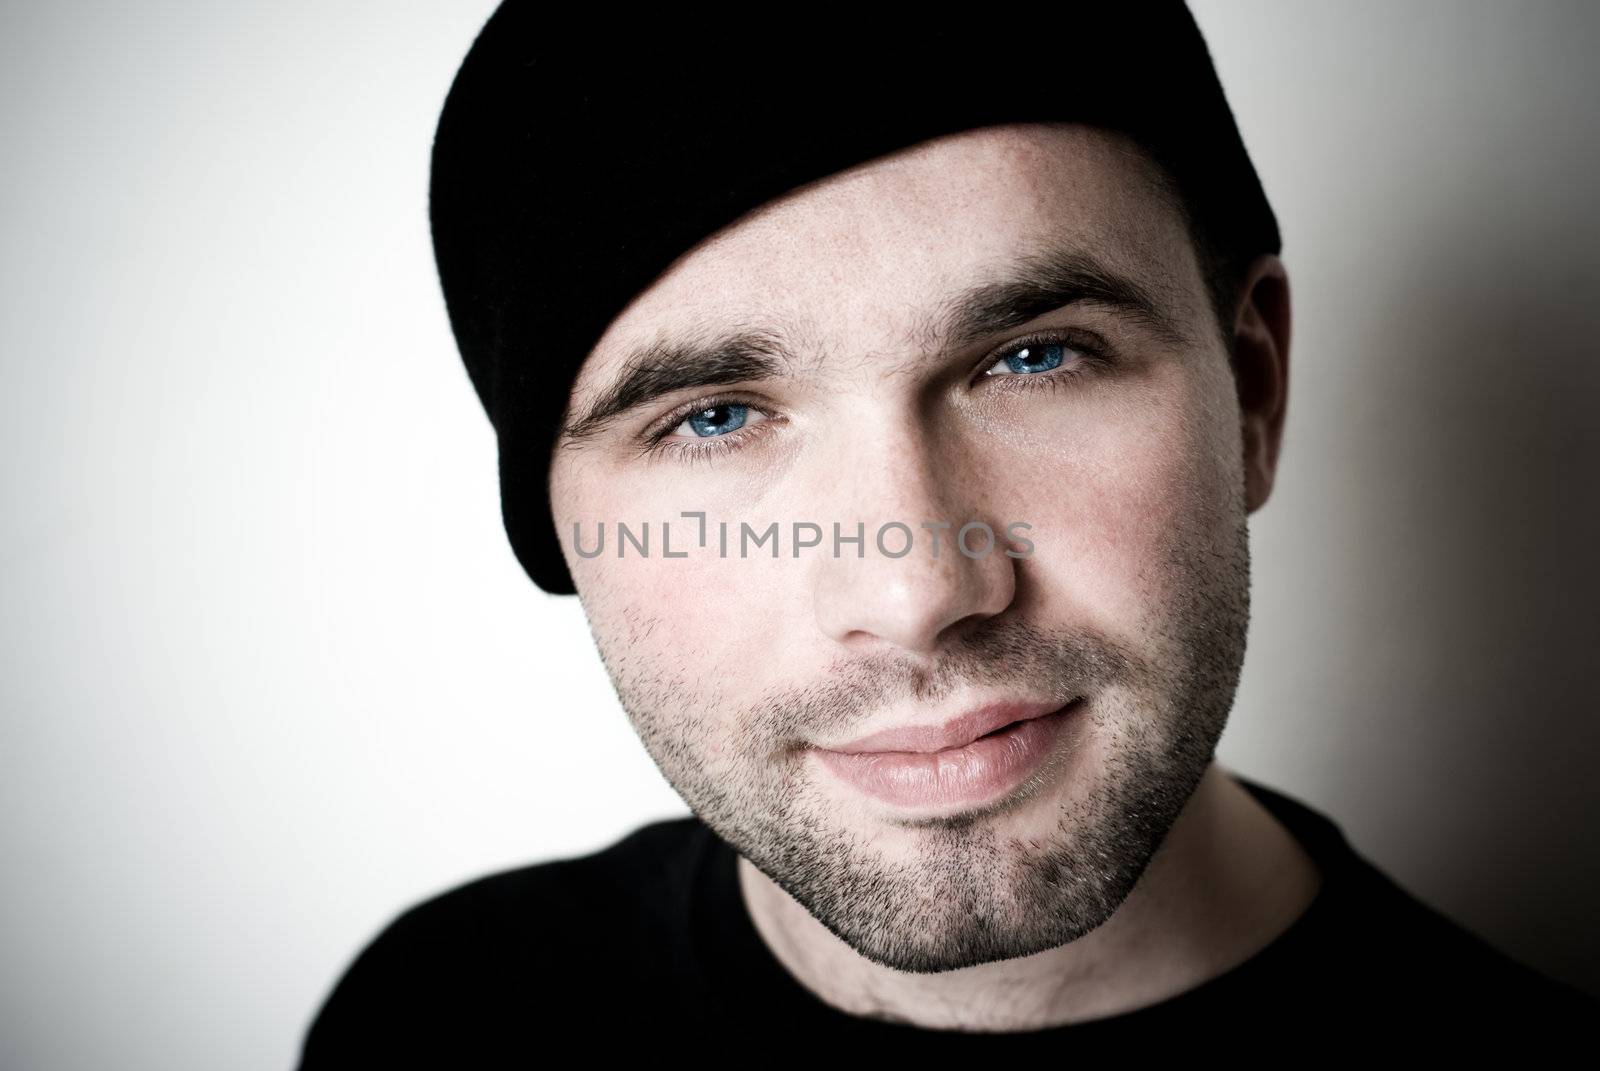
[983,342,1073,376]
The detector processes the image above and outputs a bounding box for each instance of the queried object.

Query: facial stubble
[579,468,1251,976]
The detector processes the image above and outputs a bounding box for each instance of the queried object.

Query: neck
[735,762,1323,1030]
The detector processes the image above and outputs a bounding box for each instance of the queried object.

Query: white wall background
[2,2,1596,1067]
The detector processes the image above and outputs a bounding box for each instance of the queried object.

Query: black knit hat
[429,3,1280,596]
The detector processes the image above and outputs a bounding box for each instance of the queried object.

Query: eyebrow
[556,242,1188,449]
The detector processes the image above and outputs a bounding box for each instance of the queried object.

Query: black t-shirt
[298,775,1596,1060]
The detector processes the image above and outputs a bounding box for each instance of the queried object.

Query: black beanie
[429,3,1280,597]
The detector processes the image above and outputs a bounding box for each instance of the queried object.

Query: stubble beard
[588,474,1253,975]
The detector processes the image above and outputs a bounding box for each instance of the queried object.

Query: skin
[546,122,1311,1031]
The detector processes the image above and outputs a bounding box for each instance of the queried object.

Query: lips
[820,698,1076,755]
[811,699,1086,812]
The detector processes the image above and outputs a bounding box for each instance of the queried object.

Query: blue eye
[680,402,754,438]
[641,395,778,461]
[986,342,1070,376]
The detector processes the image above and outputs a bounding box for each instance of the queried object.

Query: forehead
[570,122,1199,396]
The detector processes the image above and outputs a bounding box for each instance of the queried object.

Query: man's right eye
[640,397,779,462]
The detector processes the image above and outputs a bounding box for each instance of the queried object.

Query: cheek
[557,476,797,740]
[1012,364,1239,633]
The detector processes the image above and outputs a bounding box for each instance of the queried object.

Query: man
[300,2,1596,1057]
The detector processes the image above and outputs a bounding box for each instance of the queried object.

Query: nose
[811,425,1018,657]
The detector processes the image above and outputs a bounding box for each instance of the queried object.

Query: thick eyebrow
[556,243,1187,449]
[919,243,1190,356]
[557,328,801,448]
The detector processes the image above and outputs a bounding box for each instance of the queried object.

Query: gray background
[2,1,1596,1067]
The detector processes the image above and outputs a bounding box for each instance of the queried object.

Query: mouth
[809,698,1086,812]
[820,696,1080,756]
[972,719,1026,743]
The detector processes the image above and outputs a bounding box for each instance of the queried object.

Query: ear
[1227,254,1291,514]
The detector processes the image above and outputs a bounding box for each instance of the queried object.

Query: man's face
[548,123,1258,973]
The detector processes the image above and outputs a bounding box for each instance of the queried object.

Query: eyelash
[637,328,1112,463]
